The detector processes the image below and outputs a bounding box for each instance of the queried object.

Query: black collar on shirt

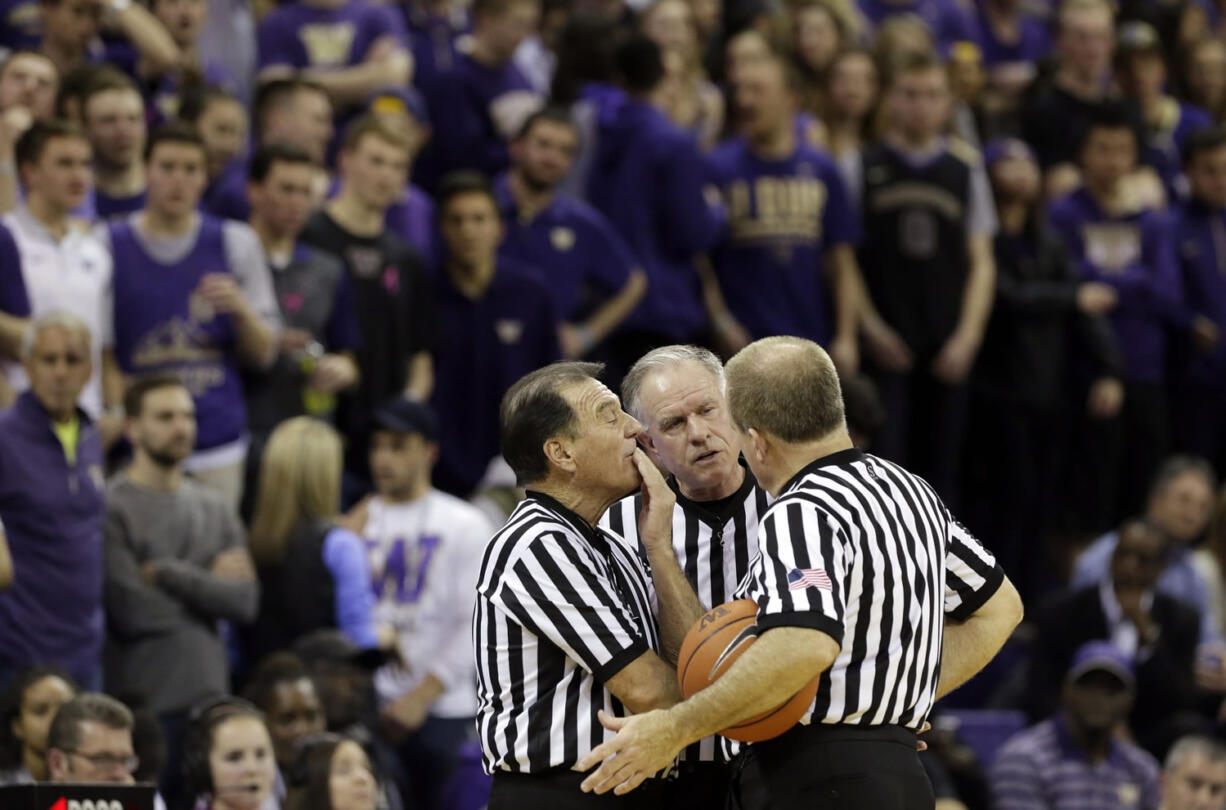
[668,456,759,528]
[525,490,611,552]
[780,447,865,494]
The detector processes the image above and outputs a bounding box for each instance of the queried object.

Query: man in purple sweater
[1048,101,1187,531]
[585,35,724,380]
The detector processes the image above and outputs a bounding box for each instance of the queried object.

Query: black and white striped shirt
[600,464,770,762]
[738,448,1002,730]
[474,492,661,774]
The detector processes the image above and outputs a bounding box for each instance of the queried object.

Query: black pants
[489,769,665,810]
[662,761,734,810]
[729,724,933,810]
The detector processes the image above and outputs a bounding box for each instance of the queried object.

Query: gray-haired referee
[576,337,1024,809]
[474,361,706,809]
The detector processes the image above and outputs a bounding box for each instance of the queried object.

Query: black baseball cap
[373,398,439,441]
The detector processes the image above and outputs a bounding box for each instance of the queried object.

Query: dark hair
[0,666,77,769]
[54,63,102,121]
[183,696,265,801]
[615,34,665,95]
[1077,100,1140,155]
[1182,126,1226,167]
[253,78,328,138]
[242,651,316,713]
[339,112,411,155]
[47,693,134,755]
[15,119,86,169]
[178,83,240,125]
[248,142,315,184]
[79,67,141,120]
[549,11,620,105]
[285,734,377,810]
[886,49,943,88]
[144,119,207,163]
[436,170,498,212]
[515,105,576,141]
[130,708,166,784]
[840,373,885,440]
[500,361,604,486]
[123,373,187,418]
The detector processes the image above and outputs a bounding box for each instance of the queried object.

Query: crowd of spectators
[0,0,1225,804]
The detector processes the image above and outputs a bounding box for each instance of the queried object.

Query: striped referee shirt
[600,462,770,762]
[474,492,661,774]
[737,447,1003,729]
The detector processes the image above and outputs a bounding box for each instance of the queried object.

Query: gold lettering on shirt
[299,22,356,67]
[870,182,964,221]
[131,317,226,396]
[1082,223,1142,274]
[725,176,827,248]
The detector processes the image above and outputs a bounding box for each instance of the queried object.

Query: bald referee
[576,337,1024,809]
[474,361,706,809]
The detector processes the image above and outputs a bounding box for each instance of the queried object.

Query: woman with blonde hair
[243,417,389,665]
[641,0,725,148]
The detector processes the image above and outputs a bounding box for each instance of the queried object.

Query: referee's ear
[543,436,578,475]
[744,427,769,466]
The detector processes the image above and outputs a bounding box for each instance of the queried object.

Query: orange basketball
[677,599,821,743]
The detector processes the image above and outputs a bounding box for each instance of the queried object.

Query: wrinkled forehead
[568,377,619,414]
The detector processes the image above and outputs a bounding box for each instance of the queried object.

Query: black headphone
[182,695,263,800]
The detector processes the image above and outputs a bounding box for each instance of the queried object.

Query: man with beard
[102,373,259,790]
[496,108,645,360]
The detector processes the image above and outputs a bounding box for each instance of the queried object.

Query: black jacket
[1025,584,1199,737]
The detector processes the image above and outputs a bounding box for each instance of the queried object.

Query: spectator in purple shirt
[0,312,106,688]
[1048,102,1187,530]
[256,0,411,122]
[706,53,862,369]
[586,36,724,378]
[858,0,977,55]
[497,107,646,360]
[1114,21,1213,203]
[415,0,544,191]
[80,69,147,219]
[179,85,249,216]
[1172,127,1226,471]
[430,171,560,497]
[992,641,1161,810]
[402,0,468,90]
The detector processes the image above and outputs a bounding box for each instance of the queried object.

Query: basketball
[677,599,822,743]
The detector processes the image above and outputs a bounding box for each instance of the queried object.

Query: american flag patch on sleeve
[787,567,832,591]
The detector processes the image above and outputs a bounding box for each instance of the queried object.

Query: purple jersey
[95,189,148,221]
[109,216,248,450]
[708,137,859,344]
[1048,188,1187,383]
[1146,101,1213,202]
[494,173,637,321]
[975,7,1050,66]
[0,220,29,317]
[257,0,407,72]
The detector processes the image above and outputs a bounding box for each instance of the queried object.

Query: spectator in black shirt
[965,137,1124,600]
[299,115,435,491]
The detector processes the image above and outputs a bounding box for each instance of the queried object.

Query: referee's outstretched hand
[575,708,682,796]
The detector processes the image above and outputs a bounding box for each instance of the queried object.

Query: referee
[474,361,705,809]
[600,345,771,809]
[577,337,1024,809]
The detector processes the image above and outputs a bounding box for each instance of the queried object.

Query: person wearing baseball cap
[1114,20,1213,202]
[990,640,1161,809]
[963,136,1122,601]
[341,397,494,810]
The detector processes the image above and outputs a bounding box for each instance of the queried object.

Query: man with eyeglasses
[45,693,138,784]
